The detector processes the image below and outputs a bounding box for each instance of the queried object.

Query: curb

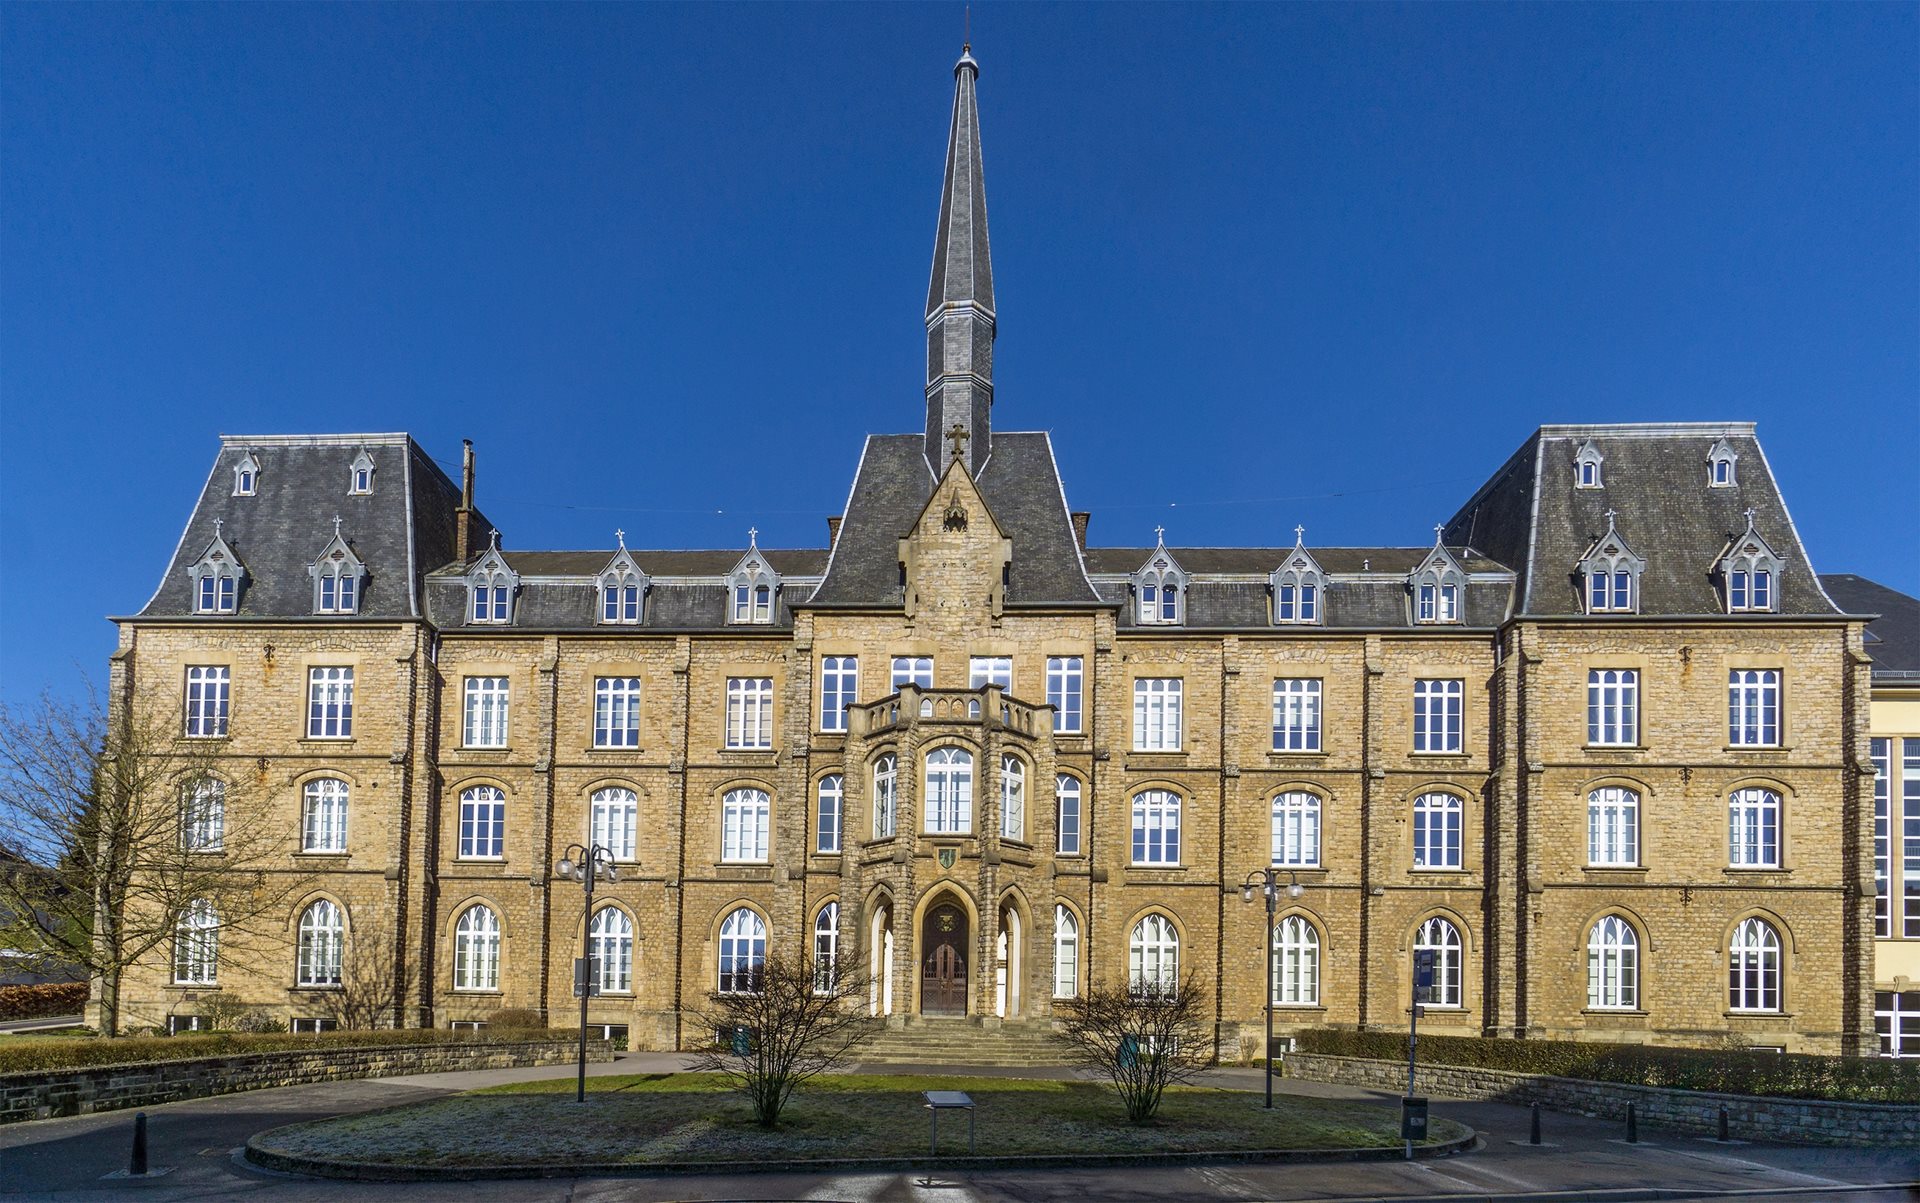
[242,1128,1478,1183]
[1285,1183,1920,1203]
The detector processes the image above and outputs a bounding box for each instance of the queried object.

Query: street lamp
[555,842,617,1104]
[1235,867,1303,1110]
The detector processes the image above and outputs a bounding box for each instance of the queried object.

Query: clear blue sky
[3,3,1915,706]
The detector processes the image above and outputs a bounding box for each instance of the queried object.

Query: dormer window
[309,518,366,615]
[1574,440,1604,489]
[232,453,260,497]
[726,529,780,625]
[1132,529,1187,625]
[188,522,246,615]
[466,535,517,625]
[1270,527,1325,625]
[1707,438,1738,488]
[1577,512,1644,615]
[1720,511,1782,614]
[1410,530,1465,625]
[597,532,648,625]
[348,449,375,496]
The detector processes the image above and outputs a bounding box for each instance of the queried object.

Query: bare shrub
[687,953,870,1127]
[1055,972,1214,1123]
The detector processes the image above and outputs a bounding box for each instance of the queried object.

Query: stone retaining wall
[1283,1053,1918,1148]
[1,1038,608,1123]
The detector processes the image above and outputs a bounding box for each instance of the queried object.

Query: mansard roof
[1820,574,1920,683]
[810,432,1100,607]
[1444,423,1842,618]
[134,434,479,621]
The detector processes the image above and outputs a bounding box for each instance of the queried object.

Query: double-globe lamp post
[555,842,618,1104]
[1236,867,1303,1109]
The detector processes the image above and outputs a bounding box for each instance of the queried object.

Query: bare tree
[1055,972,1215,1123]
[314,937,410,1031]
[0,687,311,1035]
[688,952,871,1127]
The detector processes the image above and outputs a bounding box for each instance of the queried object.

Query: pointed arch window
[590,787,638,861]
[925,747,974,835]
[1578,514,1643,614]
[1131,788,1182,865]
[812,903,839,993]
[1414,917,1462,1008]
[721,788,771,862]
[348,449,375,495]
[590,907,634,994]
[1129,914,1180,995]
[598,536,648,625]
[302,777,349,853]
[1055,774,1082,855]
[1410,539,1464,624]
[189,528,245,615]
[1271,791,1321,868]
[180,778,224,851]
[1728,917,1781,1012]
[1273,915,1320,1006]
[718,907,766,994]
[466,542,518,625]
[1271,530,1325,625]
[1574,439,1604,489]
[1707,438,1739,488]
[1587,916,1638,1010]
[1720,516,1782,613]
[310,520,366,615]
[1132,532,1187,625]
[232,453,260,497]
[453,904,501,991]
[999,755,1025,842]
[871,754,898,838]
[173,899,219,985]
[727,535,780,625]
[1053,905,1080,998]
[297,900,345,987]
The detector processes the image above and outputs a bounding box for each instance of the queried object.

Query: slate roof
[422,549,829,632]
[809,432,1101,607]
[1820,574,1920,683]
[927,49,993,318]
[1445,423,1842,618]
[133,434,479,622]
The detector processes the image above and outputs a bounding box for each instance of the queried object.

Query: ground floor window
[448,1020,488,1032]
[291,1017,339,1033]
[166,1014,208,1034]
[589,1023,630,1049]
[1878,991,1920,1058]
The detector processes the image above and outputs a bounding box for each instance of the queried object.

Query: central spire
[925,46,995,477]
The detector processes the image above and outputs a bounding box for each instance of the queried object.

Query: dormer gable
[898,457,1012,620]
[465,532,518,625]
[348,448,376,496]
[597,530,650,625]
[1706,438,1739,488]
[232,452,261,497]
[1409,529,1465,624]
[1131,529,1189,625]
[1269,526,1325,625]
[1576,510,1645,614]
[187,520,247,615]
[1718,510,1783,613]
[727,530,780,624]
[307,516,367,615]
[1573,439,1604,489]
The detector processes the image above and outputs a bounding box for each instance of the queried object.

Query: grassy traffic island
[245,1072,1476,1180]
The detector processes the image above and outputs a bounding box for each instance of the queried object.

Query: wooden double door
[921,903,969,1015]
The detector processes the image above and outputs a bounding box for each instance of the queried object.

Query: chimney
[455,439,479,562]
[1071,511,1090,552]
[826,515,842,544]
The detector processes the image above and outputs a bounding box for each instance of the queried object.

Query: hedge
[0,1026,581,1076]
[0,982,88,1022]
[1291,1030,1920,1104]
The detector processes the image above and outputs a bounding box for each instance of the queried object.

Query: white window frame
[1876,990,1920,1058]
[453,904,501,991]
[297,899,344,988]
[724,677,774,750]
[306,666,355,740]
[1586,669,1638,746]
[1128,914,1179,994]
[599,571,644,624]
[816,775,843,854]
[1587,786,1639,867]
[1728,917,1781,1012]
[184,665,230,738]
[1728,670,1781,747]
[1046,656,1083,733]
[1412,678,1463,753]
[302,777,350,853]
[1055,774,1082,855]
[1874,738,1892,938]
[1053,905,1080,999]
[233,454,260,496]
[1728,787,1781,868]
[1416,579,1461,623]
[173,899,219,985]
[999,755,1025,841]
[721,788,771,862]
[924,747,974,835]
[463,677,510,748]
[1272,678,1322,752]
[1586,915,1638,1010]
[348,450,375,496]
[812,903,839,994]
[180,778,224,852]
[872,754,898,838]
[969,656,1013,691]
[890,656,933,691]
[819,656,858,732]
[593,676,641,749]
[1414,916,1463,1008]
[718,907,766,994]
[590,787,638,861]
[1270,791,1321,868]
[458,786,506,859]
[470,570,513,623]
[1130,788,1181,866]
[1412,792,1463,870]
[590,906,633,994]
[1273,915,1320,1006]
[1132,678,1183,751]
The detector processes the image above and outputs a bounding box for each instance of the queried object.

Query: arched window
[311,537,365,615]
[1414,917,1463,1008]
[297,900,344,987]
[1586,916,1638,1010]
[590,907,633,994]
[1053,905,1079,998]
[190,528,246,615]
[1729,787,1781,868]
[465,543,517,625]
[1707,438,1738,488]
[727,539,780,625]
[1578,515,1643,615]
[233,452,260,496]
[180,778,225,852]
[1055,775,1082,855]
[1409,541,1465,624]
[872,755,898,838]
[812,903,839,993]
[1270,537,1326,625]
[925,747,974,835]
[1129,914,1180,995]
[718,907,766,994]
[1131,789,1182,865]
[597,542,647,624]
[591,787,638,861]
[1587,787,1639,867]
[1574,439,1604,489]
[721,788,770,862]
[1000,756,1025,841]
[1720,517,1782,614]
[302,778,349,853]
[458,786,506,859]
[1273,915,1320,1006]
[1728,917,1781,1012]
[348,449,375,495]
[816,775,843,854]
[1133,538,1187,626]
[453,905,501,991]
[173,899,218,985]
[1270,791,1321,868]
[1412,793,1463,870]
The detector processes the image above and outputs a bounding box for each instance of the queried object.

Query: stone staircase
[852,1018,1075,1067]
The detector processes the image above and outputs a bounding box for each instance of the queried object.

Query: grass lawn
[255,1072,1469,1168]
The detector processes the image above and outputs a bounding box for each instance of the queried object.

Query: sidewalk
[0,1052,1913,1202]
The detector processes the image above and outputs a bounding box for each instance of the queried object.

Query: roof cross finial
[1603,508,1617,524]
[213,517,224,538]
[1743,506,1757,527]
[747,526,758,548]
[1153,525,1166,544]
[614,528,626,548]
[1433,523,1445,545]
[332,514,343,537]
[946,423,969,462]
[1293,524,1306,544]
[487,527,500,550]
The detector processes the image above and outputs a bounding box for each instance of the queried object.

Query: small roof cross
[332,514,343,537]
[213,517,224,537]
[1743,507,1757,525]
[614,528,626,548]
[747,526,758,544]
[1153,525,1166,543]
[1293,524,1306,543]
[946,423,969,461]
[1432,523,1444,544]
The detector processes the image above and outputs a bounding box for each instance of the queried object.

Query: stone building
[103,49,1877,1055]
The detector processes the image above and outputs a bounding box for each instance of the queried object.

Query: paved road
[1,1055,1914,1202]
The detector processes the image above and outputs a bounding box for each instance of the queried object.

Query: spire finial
[615,528,626,548]
[333,514,343,537]
[1154,525,1166,544]
[747,526,759,549]
[1603,508,1617,525]
[964,3,970,52]
[213,517,224,538]
[487,527,500,551]
[1293,524,1306,544]
[1743,506,1757,527]
[1433,523,1445,545]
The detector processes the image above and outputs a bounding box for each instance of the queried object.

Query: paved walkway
[1,1053,1914,1202]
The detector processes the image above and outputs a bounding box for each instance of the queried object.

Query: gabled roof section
[133,433,479,621]
[306,518,366,579]
[1445,423,1840,617]
[597,532,647,584]
[1576,512,1645,574]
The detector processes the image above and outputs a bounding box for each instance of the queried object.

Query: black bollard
[1529,1101,1541,1145]
[1625,1102,1638,1144]
[1718,1105,1729,1142]
[130,1112,148,1176]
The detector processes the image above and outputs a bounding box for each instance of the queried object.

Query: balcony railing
[849,686,1045,738]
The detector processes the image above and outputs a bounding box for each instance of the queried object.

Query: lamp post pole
[1236,868,1302,1110]
[556,842,616,1105]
